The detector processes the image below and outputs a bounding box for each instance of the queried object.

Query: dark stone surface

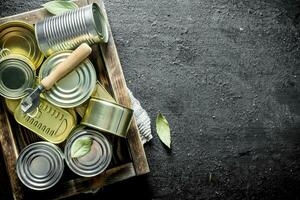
[1,0,300,199]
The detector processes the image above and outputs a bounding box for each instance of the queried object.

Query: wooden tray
[0,0,149,199]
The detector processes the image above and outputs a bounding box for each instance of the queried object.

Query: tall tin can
[16,142,64,190]
[64,128,112,177]
[38,51,97,108]
[35,3,108,56]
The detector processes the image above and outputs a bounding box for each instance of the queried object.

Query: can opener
[21,43,92,113]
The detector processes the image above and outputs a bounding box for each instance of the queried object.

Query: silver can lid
[39,51,96,108]
[0,55,35,99]
[64,129,112,177]
[16,142,64,190]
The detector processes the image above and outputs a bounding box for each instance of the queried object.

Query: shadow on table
[67,175,153,200]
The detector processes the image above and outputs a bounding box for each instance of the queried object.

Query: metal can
[4,77,40,113]
[92,81,116,103]
[5,98,20,113]
[75,81,116,117]
[14,98,76,144]
[0,53,35,99]
[35,3,108,56]
[81,98,133,138]
[66,108,78,124]
[0,21,44,69]
[64,128,112,177]
[39,51,97,108]
[16,142,64,190]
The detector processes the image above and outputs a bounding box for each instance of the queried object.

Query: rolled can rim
[0,20,45,68]
[89,97,133,112]
[0,54,35,99]
[38,50,96,108]
[81,97,133,138]
[91,3,109,43]
[16,141,64,191]
[64,129,112,177]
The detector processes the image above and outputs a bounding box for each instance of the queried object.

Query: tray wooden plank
[0,0,149,199]
[22,162,135,200]
[0,102,24,200]
[89,0,150,175]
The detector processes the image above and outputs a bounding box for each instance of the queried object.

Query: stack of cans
[0,3,134,191]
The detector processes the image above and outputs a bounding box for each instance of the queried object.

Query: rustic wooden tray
[0,0,149,199]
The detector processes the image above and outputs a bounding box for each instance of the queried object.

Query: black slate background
[1,0,300,199]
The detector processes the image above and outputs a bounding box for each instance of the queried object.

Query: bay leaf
[156,112,171,148]
[71,136,93,158]
[42,1,78,15]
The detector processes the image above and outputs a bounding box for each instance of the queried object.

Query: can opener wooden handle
[21,43,92,113]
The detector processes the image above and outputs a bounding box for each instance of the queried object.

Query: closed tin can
[39,51,96,108]
[14,98,76,143]
[0,53,35,99]
[64,128,112,177]
[0,21,44,69]
[16,142,64,190]
[35,3,108,56]
[81,98,133,138]
[75,81,116,117]
[7,97,78,123]
[92,81,116,103]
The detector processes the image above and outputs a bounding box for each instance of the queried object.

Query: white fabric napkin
[127,88,152,144]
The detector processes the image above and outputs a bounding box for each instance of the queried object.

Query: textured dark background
[1,0,300,199]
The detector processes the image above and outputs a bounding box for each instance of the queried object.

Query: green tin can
[14,98,76,144]
[75,81,116,117]
[81,98,133,138]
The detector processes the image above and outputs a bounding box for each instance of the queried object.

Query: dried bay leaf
[71,136,92,158]
[156,112,171,148]
[43,1,78,15]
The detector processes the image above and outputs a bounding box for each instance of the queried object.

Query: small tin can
[39,51,96,108]
[35,3,108,56]
[0,21,44,69]
[14,98,76,144]
[81,98,133,138]
[64,128,112,177]
[16,142,64,190]
[0,53,35,99]
[75,81,116,117]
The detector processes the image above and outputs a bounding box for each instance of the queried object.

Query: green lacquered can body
[81,98,133,138]
[14,98,76,144]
